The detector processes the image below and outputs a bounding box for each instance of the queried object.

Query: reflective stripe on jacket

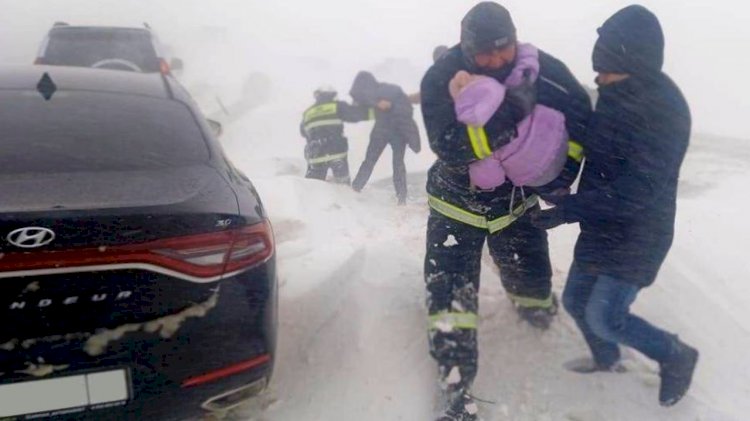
[302,102,343,136]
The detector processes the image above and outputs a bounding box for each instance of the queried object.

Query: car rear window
[0,91,210,174]
[41,29,161,73]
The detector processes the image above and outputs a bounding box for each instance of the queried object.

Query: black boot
[514,293,558,330]
[436,391,478,421]
[659,340,699,406]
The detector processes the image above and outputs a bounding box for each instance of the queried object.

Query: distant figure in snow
[530,5,698,407]
[300,85,369,184]
[349,71,421,205]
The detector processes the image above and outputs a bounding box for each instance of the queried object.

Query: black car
[35,23,182,74]
[0,66,276,420]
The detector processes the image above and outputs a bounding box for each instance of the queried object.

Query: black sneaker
[436,392,479,421]
[659,341,699,406]
[514,293,558,330]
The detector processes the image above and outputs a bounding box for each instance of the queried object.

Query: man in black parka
[532,5,699,407]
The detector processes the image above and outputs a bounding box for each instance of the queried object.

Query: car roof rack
[53,21,70,27]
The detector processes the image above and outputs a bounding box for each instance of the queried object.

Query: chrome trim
[0,263,256,283]
[201,378,267,412]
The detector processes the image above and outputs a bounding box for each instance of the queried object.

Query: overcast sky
[0,0,747,139]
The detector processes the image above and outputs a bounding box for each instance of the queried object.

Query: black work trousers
[424,208,552,391]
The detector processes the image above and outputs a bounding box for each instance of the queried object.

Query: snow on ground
[218,94,750,421]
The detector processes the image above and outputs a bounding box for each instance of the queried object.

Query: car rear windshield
[41,28,161,73]
[0,91,210,174]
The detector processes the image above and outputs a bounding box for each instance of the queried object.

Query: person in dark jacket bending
[300,85,369,184]
[349,71,421,205]
[531,5,698,407]
[421,2,592,420]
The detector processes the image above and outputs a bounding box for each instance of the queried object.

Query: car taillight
[159,59,171,75]
[151,221,274,277]
[0,221,274,282]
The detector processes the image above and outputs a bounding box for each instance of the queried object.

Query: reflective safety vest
[428,193,539,234]
[302,102,343,136]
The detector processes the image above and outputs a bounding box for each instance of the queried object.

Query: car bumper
[0,259,278,421]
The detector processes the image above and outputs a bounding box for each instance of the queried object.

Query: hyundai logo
[7,227,56,249]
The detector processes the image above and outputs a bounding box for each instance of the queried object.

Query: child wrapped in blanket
[450,43,571,191]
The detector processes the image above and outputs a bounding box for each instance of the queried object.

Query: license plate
[0,369,130,418]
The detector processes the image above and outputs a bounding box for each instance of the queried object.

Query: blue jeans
[563,263,677,366]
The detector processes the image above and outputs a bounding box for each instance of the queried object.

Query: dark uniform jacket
[300,100,369,161]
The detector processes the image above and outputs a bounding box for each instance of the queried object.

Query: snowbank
[222,98,749,420]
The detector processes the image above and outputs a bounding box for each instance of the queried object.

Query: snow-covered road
[221,99,750,421]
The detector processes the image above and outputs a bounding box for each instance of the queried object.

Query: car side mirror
[207,119,223,138]
[170,58,184,72]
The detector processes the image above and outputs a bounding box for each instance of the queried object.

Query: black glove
[529,208,567,230]
[484,73,538,149]
[504,75,537,124]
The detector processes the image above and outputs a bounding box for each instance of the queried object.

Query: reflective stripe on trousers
[429,311,478,331]
[427,194,539,234]
[308,152,348,165]
[507,292,554,308]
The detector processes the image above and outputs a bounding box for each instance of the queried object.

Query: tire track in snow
[247,248,369,420]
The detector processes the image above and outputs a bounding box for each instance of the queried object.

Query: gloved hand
[529,207,567,230]
[304,140,322,161]
[504,75,537,124]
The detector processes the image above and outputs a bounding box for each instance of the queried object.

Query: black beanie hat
[592,5,665,75]
[461,2,517,59]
